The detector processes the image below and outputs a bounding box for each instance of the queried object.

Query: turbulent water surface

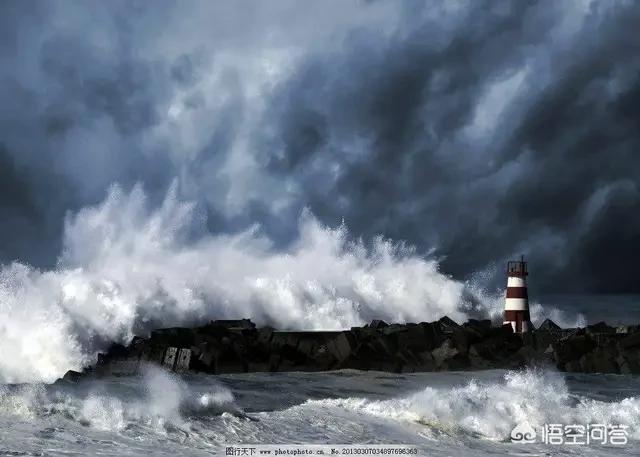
[1,368,638,456]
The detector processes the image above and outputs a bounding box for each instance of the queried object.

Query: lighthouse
[503,256,533,333]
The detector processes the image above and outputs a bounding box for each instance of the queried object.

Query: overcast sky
[1,0,639,294]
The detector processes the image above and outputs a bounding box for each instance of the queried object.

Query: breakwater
[60,317,640,382]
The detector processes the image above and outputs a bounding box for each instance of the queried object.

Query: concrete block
[163,347,178,370]
[175,348,192,372]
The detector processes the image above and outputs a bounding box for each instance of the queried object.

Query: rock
[437,316,460,334]
[366,334,396,357]
[439,354,471,371]
[141,345,166,364]
[297,338,316,358]
[432,339,459,368]
[383,324,409,335]
[416,351,436,371]
[619,332,640,349]
[189,345,202,359]
[397,348,421,369]
[530,330,559,353]
[346,342,385,371]
[512,345,552,367]
[295,332,341,357]
[369,359,401,373]
[520,330,535,347]
[564,359,583,372]
[460,321,508,348]
[246,361,270,372]
[268,354,282,371]
[209,319,256,330]
[312,344,337,370]
[463,319,492,332]
[448,330,469,354]
[257,327,274,345]
[103,343,128,359]
[197,343,220,371]
[617,353,640,374]
[420,322,446,350]
[396,324,432,352]
[559,328,581,339]
[107,359,140,376]
[586,322,616,335]
[580,348,619,373]
[62,370,83,383]
[326,332,357,362]
[270,332,293,349]
[278,341,306,365]
[468,332,521,361]
[340,353,370,371]
[553,333,597,369]
[369,319,389,329]
[468,346,492,369]
[216,347,247,373]
[538,319,561,332]
[151,328,196,348]
[350,326,377,340]
[57,317,640,382]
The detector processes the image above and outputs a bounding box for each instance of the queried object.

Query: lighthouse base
[504,310,532,333]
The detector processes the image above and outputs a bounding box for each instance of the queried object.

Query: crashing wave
[0,184,495,383]
[295,369,640,441]
[0,367,238,432]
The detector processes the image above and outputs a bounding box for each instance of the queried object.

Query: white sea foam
[0,184,498,383]
[79,368,237,431]
[299,369,640,441]
[529,301,587,329]
[0,366,236,432]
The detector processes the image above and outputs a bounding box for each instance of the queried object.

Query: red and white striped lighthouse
[503,256,533,333]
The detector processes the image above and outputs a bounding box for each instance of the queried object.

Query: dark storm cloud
[0,0,639,292]
[259,0,640,293]
[0,0,181,265]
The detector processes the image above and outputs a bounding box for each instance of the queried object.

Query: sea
[1,368,639,456]
[1,294,639,456]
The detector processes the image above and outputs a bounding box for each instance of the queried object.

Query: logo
[510,422,537,443]
[509,422,629,445]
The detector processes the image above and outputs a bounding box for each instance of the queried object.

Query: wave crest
[0,367,237,432]
[299,369,640,441]
[0,184,491,383]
